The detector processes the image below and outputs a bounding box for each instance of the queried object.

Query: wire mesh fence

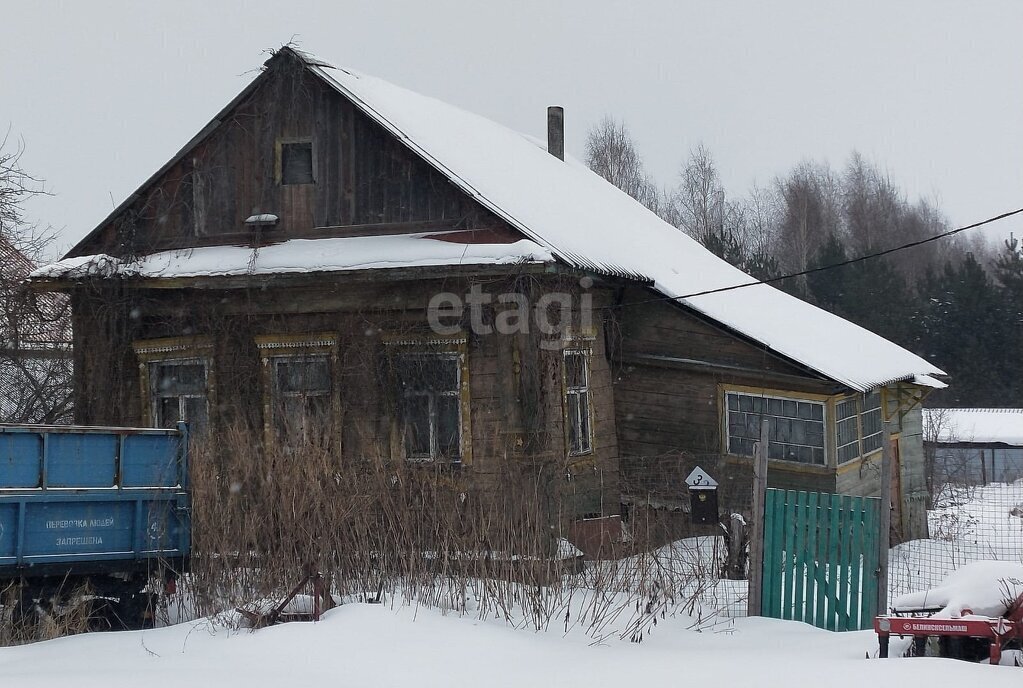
[889,473,1023,602]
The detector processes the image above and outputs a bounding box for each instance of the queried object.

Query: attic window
[280,140,314,185]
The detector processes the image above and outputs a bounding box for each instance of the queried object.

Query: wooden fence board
[847,496,864,630]
[759,488,881,631]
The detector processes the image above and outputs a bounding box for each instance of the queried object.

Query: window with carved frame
[133,337,213,434]
[256,334,337,448]
[385,337,470,464]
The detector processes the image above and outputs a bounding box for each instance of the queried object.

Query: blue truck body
[0,423,190,580]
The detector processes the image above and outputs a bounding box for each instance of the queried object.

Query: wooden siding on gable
[72,53,507,259]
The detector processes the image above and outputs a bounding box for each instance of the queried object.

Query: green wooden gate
[761,489,881,631]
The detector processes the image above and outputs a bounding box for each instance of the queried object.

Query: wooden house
[32,47,945,545]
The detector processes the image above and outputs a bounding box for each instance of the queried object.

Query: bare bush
[184,424,735,641]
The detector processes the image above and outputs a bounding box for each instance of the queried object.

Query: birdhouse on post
[685,466,719,525]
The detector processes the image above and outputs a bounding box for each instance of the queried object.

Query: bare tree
[774,160,841,281]
[584,116,659,210]
[842,152,902,254]
[0,133,72,424]
[742,183,782,259]
[668,143,725,240]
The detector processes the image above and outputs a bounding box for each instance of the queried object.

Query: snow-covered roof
[300,52,944,392]
[44,47,946,393]
[924,408,1023,446]
[32,233,553,281]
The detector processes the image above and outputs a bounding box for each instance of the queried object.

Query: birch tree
[584,116,660,211]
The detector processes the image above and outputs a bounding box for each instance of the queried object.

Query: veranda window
[837,391,884,463]
[725,391,825,465]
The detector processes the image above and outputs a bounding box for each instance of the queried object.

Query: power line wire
[609,206,1023,310]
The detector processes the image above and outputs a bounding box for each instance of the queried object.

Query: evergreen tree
[806,235,849,313]
[917,254,1010,406]
[992,236,1023,401]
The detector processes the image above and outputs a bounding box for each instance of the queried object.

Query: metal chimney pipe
[547,106,564,161]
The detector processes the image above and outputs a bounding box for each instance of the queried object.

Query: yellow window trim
[274,136,316,185]
[721,383,899,471]
[837,430,898,475]
[384,335,472,466]
[835,391,885,466]
[256,333,339,450]
[719,383,832,468]
[133,336,214,428]
[721,383,832,402]
[721,453,834,477]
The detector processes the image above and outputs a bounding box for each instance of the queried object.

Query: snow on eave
[912,374,947,390]
[32,234,554,282]
[245,213,279,224]
[296,51,943,393]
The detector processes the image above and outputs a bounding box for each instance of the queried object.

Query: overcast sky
[3,1,1022,256]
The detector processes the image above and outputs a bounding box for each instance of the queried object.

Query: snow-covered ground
[3,599,1022,688]
[5,484,1023,684]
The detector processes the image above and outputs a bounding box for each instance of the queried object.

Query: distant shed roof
[42,47,947,393]
[924,408,1023,446]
